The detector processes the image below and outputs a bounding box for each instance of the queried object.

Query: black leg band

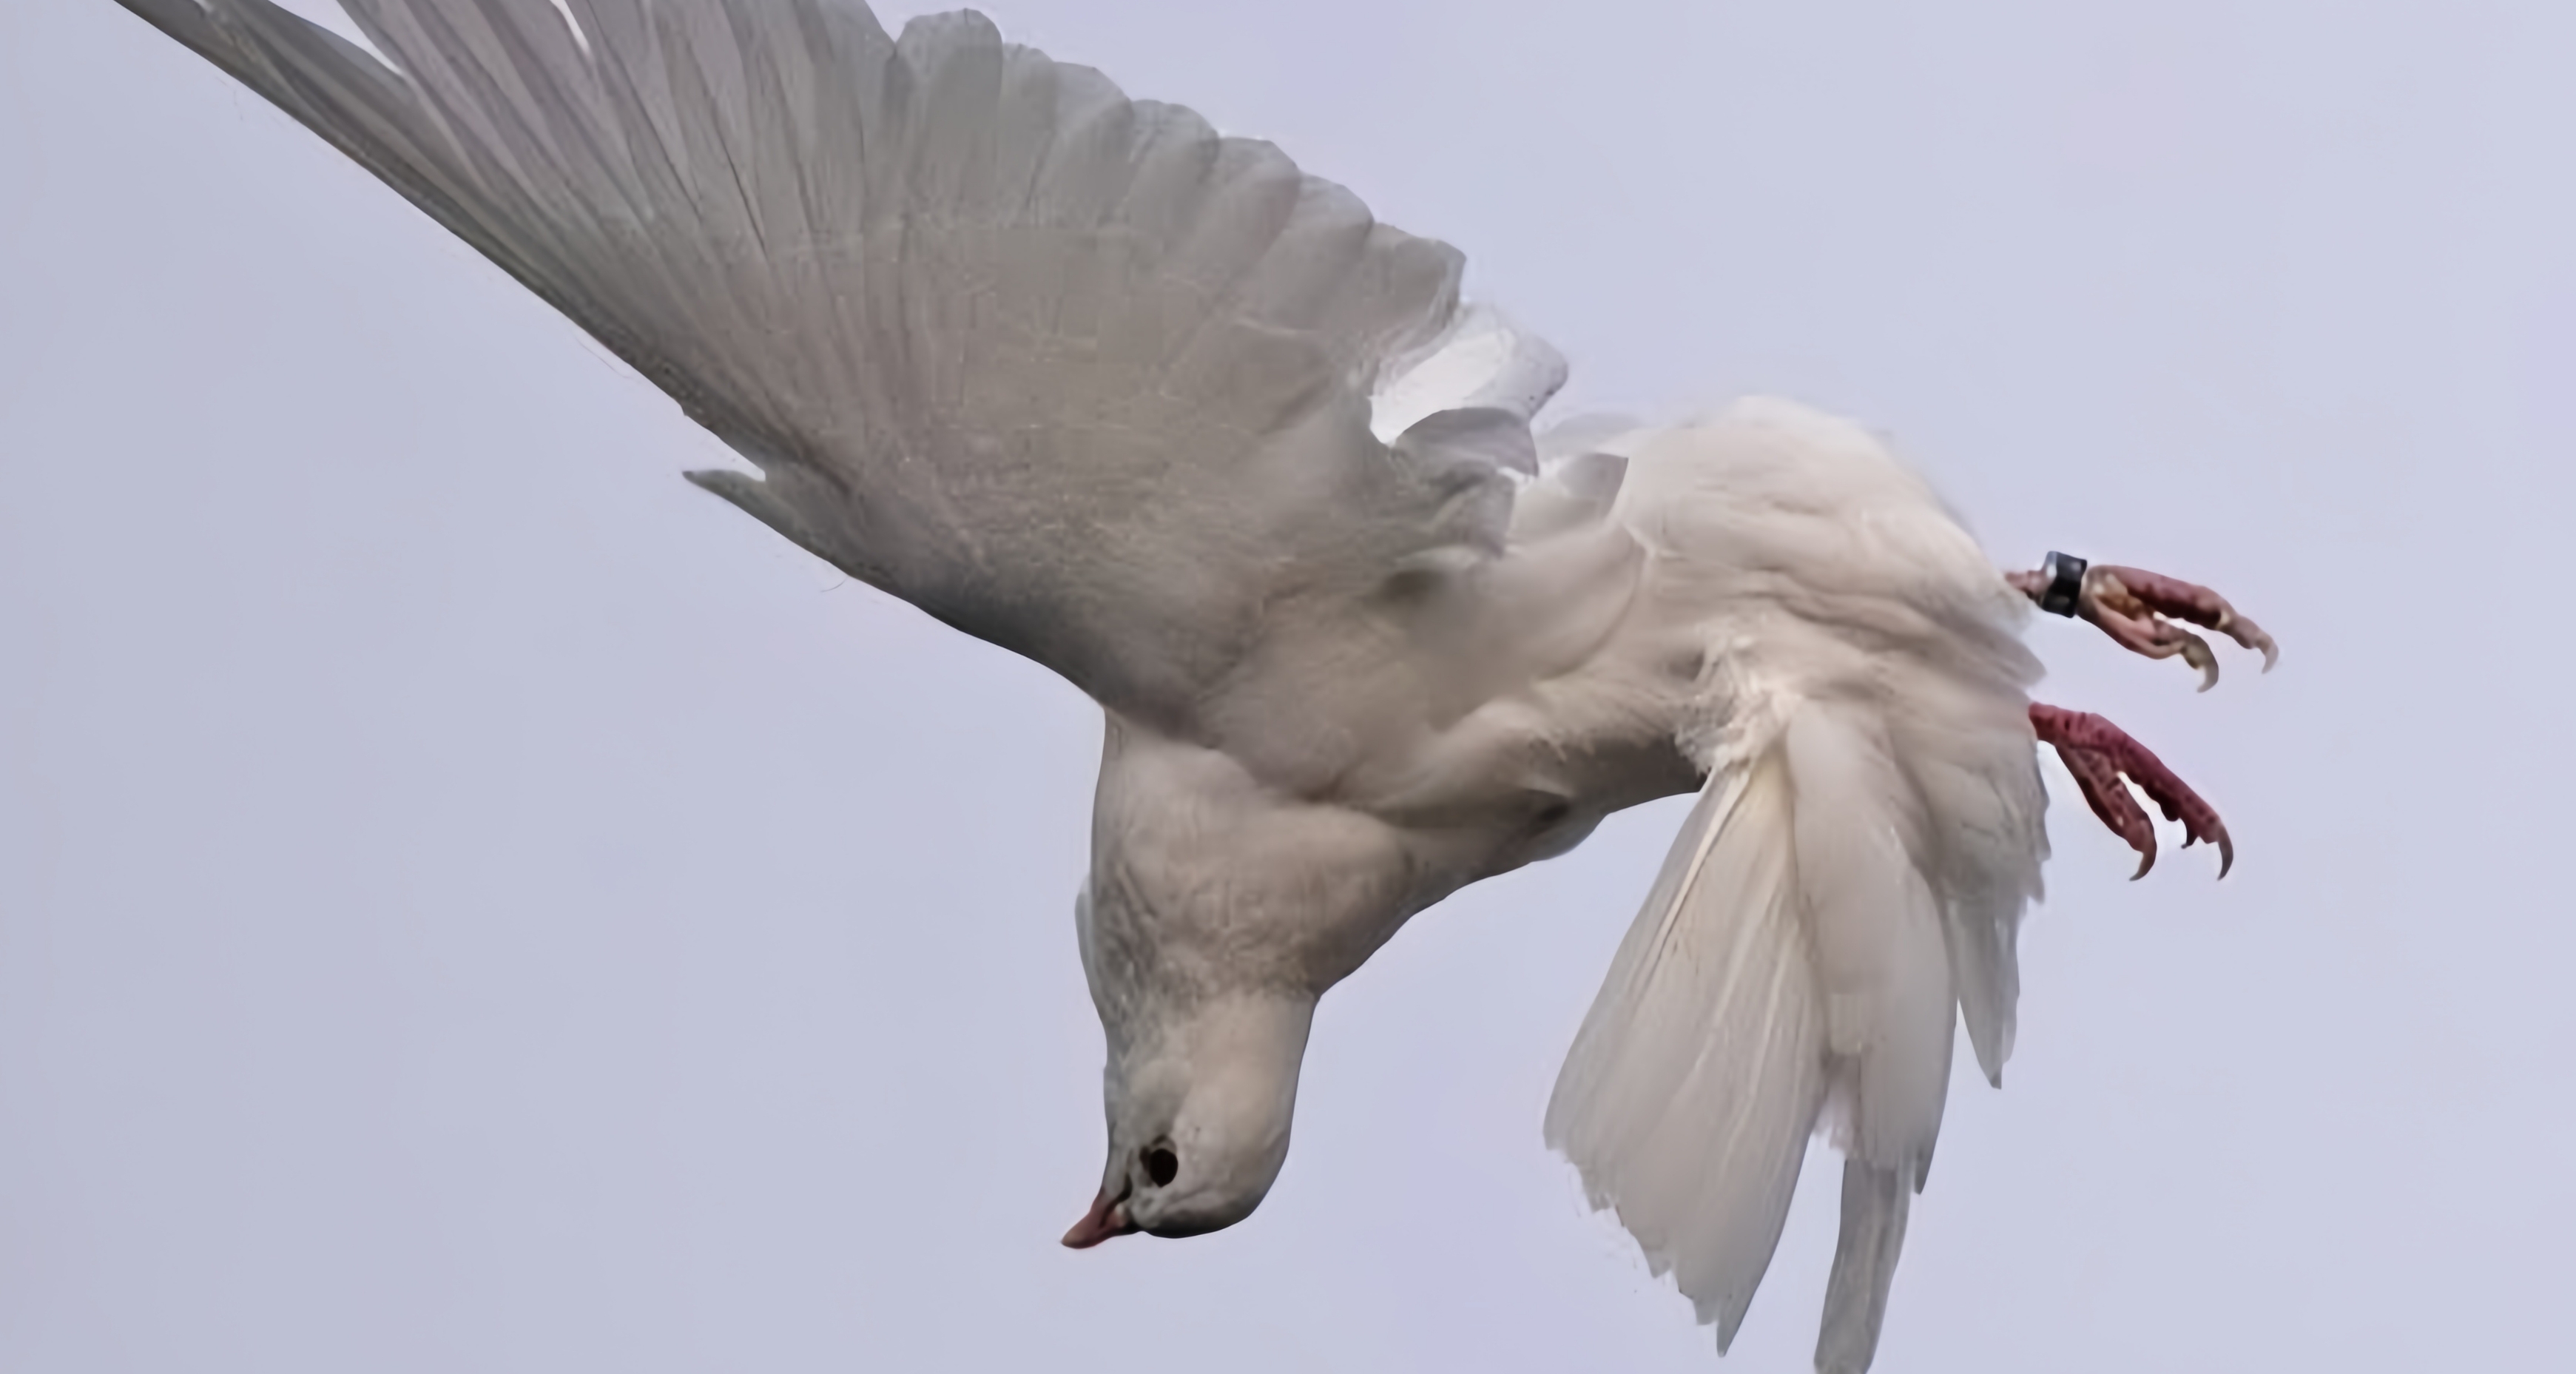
[2039,551,2087,616]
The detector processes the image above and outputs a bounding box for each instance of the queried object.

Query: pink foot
[2009,553,2278,691]
[2030,703,2233,879]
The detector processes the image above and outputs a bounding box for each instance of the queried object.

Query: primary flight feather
[91,1,2277,1368]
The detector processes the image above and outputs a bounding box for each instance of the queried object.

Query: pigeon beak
[1060,1187,1138,1249]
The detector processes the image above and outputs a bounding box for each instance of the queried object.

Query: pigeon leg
[2008,553,2278,691]
[2029,703,2233,879]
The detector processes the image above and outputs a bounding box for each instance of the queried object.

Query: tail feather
[1548,403,2049,1372]
[1547,701,1955,1361]
[1785,704,1954,1180]
[1817,1161,1912,1374]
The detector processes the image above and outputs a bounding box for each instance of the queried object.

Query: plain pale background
[2,1,2568,1369]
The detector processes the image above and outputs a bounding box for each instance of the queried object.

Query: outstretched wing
[1545,403,2047,1370]
[109,0,1551,733]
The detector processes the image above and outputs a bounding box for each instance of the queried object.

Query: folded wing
[112,0,1551,733]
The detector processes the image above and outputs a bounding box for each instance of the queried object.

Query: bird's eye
[1143,1142,1179,1187]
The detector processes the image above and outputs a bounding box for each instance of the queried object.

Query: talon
[2013,554,2279,687]
[2030,703,2234,878]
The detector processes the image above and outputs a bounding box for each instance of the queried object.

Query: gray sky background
[2,1,2569,1370]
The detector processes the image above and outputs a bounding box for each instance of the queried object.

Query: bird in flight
[92,1,2276,1368]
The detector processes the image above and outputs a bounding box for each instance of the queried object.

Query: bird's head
[1062,990,1315,1247]
[1062,718,1415,1249]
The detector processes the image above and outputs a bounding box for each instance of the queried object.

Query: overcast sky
[2,1,2569,1370]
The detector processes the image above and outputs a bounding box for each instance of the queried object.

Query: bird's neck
[1079,715,1427,1020]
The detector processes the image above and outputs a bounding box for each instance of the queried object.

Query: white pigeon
[95,1,2279,1368]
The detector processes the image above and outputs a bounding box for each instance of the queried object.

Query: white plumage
[1543,405,2043,1371]
[98,2,2095,1368]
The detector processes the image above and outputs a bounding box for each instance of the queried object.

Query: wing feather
[108,0,1555,740]
[1545,748,1826,1348]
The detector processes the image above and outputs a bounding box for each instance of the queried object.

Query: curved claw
[2014,559,2278,689]
[2083,565,2277,688]
[2031,703,2234,879]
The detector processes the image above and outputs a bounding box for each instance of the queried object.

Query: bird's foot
[2009,553,2277,691]
[2030,703,2233,879]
